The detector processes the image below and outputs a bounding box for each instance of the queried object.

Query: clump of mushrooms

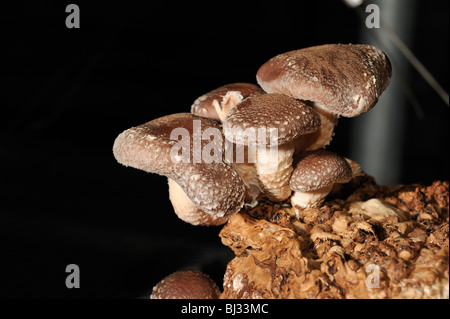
[113,43,392,227]
[113,43,392,300]
[223,93,321,202]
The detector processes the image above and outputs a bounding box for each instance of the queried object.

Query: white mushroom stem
[167,178,228,226]
[295,103,339,153]
[225,141,261,205]
[256,142,295,202]
[290,184,334,218]
[230,161,261,205]
[212,91,244,123]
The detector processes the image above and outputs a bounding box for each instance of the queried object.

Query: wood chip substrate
[219,174,449,299]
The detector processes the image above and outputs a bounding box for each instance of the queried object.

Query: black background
[1,1,448,299]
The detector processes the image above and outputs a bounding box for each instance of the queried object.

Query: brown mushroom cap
[191,83,264,121]
[256,44,392,117]
[113,113,244,219]
[223,93,321,146]
[290,149,353,192]
[167,178,230,226]
[150,270,221,299]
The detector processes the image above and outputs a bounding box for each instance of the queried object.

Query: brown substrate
[219,175,449,299]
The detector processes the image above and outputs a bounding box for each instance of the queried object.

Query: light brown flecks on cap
[256,44,392,117]
[113,113,222,176]
[290,149,352,192]
[168,178,229,226]
[112,113,245,219]
[150,270,221,299]
[191,83,265,121]
[223,93,321,147]
[172,163,245,218]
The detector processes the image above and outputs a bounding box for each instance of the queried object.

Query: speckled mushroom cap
[256,44,392,117]
[191,83,264,121]
[290,149,352,192]
[113,113,244,219]
[150,270,221,299]
[223,93,321,146]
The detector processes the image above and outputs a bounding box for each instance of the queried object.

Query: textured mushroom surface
[113,113,244,219]
[168,178,230,226]
[256,44,392,117]
[223,93,321,146]
[223,93,321,202]
[151,270,221,299]
[290,150,353,192]
[219,175,449,299]
[191,83,264,121]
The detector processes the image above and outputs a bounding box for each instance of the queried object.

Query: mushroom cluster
[113,44,393,299]
[113,43,392,227]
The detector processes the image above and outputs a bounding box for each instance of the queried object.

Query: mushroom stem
[212,91,244,123]
[168,178,229,226]
[229,161,261,205]
[224,137,261,205]
[256,142,295,202]
[295,102,339,153]
[291,184,334,218]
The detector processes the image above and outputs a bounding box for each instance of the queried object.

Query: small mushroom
[113,113,244,226]
[224,93,321,202]
[256,44,392,151]
[150,270,221,299]
[290,150,352,216]
[191,83,264,122]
